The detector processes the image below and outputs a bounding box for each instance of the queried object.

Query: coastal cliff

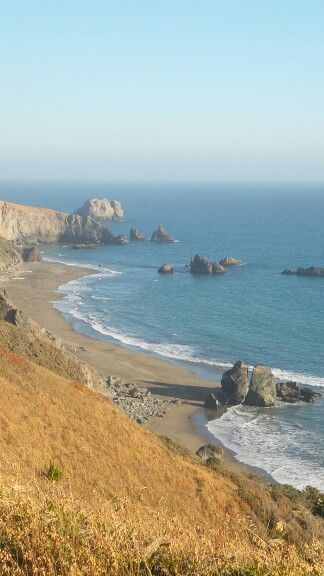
[0,200,125,245]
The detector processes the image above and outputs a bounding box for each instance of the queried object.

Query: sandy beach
[3,260,273,479]
[4,260,222,452]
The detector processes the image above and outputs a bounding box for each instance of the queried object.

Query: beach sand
[4,261,270,478]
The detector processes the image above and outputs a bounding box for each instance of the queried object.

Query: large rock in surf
[130,228,145,241]
[219,257,242,266]
[245,365,276,407]
[282,266,324,277]
[158,264,173,274]
[276,381,300,403]
[204,392,221,410]
[151,225,174,243]
[221,360,249,405]
[22,246,42,262]
[74,198,123,221]
[190,254,213,274]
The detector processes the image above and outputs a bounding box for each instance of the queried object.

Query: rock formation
[204,392,221,409]
[245,365,276,407]
[158,264,173,274]
[282,266,324,277]
[196,444,223,464]
[190,254,227,275]
[0,237,23,275]
[130,228,145,241]
[219,257,242,266]
[221,360,249,405]
[74,198,123,220]
[151,225,174,243]
[0,200,127,246]
[22,246,42,262]
[277,381,321,403]
[190,255,213,274]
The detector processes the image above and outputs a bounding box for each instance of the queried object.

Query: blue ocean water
[1,182,323,489]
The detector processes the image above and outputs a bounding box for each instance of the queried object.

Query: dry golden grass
[0,345,323,575]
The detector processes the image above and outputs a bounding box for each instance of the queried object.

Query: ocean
[1,181,323,490]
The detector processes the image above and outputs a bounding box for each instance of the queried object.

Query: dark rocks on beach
[22,246,42,262]
[158,263,173,274]
[196,443,223,464]
[221,360,249,405]
[282,266,324,277]
[101,228,128,245]
[130,228,145,241]
[151,225,174,243]
[219,257,242,266]
[204,392,221,410]
[106,375,171,422]
[245,365,276,407]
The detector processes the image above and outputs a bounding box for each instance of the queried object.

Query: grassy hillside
[0,345,323,575]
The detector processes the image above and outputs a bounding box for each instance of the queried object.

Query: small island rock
[158,264,173,274]
[212,262,227,274]
[130,228,145,241]
[74,198,123,221]
[221,360,249,405]
[151,225,174,243]
[245,365,276,407]
[219,257,242,266]
[282,266,324,277]
[190,254,213,274]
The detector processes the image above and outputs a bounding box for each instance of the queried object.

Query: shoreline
[4,260,273,480]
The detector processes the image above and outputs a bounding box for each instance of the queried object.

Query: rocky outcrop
[101,228,128,245]
[221,360,249,405]
[0,200,128,246]
[151,225,174,243]
[219,257,242,266]
[196,444,223,464]
[0,237,23,275]
[190,255,213,274]
[282,266,324,277]
[277,381,322,403]
[190,255,227,275]
[22,246,42,262]
[158,264,173,274]
[130,228,145,241]
[204,392,221,410]
[74,198,123,221]
[245,365,276,407]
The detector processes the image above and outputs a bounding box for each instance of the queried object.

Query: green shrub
[45,461,62,482]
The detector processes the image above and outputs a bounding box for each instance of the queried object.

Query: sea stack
[74,198,123,221]
[221,360,249,405]
[151,225,174,243]
[130,228,145,241]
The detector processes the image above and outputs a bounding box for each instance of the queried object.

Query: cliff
[0,200,106,245]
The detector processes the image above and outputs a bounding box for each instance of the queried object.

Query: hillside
[0,336,323,574]
[0,236,23,275]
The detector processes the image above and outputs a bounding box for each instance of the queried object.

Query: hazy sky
[1,0,324,182]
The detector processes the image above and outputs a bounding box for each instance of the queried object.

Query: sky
[0,0,324,183]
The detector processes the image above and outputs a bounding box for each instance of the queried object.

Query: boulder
[196,443,223,464]
[221,360,249,405]
[101,228,128,245]
[130,228,145,241]
[22,246,42,262]
[245,365,276,407]
[276,381,300,403]
[204,392,221,410]
[74,198,123,221]
[212,262,227,274]
[158,264,173,274]
[151,225,174,243]
[219,257,242,266]
[190,254,213,275]
[300,387,322,403]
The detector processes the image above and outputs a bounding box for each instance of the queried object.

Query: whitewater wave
[206,405,324,491]
[44,256,122,276]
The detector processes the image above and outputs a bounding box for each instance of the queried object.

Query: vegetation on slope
[0,346,323,575]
